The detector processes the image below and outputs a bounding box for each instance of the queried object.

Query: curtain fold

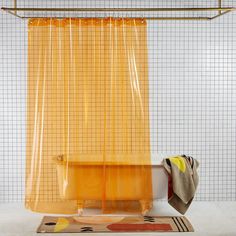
[26,18,152,214]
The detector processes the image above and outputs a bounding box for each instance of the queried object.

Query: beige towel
[162,155,199,214]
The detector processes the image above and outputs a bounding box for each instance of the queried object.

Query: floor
[0,201,236,236]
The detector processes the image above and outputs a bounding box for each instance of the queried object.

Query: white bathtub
[55,153,170,214]
[152,165,168,200]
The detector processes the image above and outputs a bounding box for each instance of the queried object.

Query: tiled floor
[0,201,236,236]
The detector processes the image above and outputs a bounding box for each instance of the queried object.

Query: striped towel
[162,155,199,214]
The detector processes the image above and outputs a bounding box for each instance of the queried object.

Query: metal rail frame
[1,0,235,20]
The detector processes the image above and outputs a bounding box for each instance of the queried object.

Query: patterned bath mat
[37,215,194,233]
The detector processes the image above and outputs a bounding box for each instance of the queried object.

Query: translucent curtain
[26,18,152,214]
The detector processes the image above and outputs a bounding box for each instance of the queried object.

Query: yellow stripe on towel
[169,156,186,173]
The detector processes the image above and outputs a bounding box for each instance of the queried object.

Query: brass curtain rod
[2,7,235,12]
[1,6,236,20]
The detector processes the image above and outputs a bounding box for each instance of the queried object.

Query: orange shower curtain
[26,18,152,214]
